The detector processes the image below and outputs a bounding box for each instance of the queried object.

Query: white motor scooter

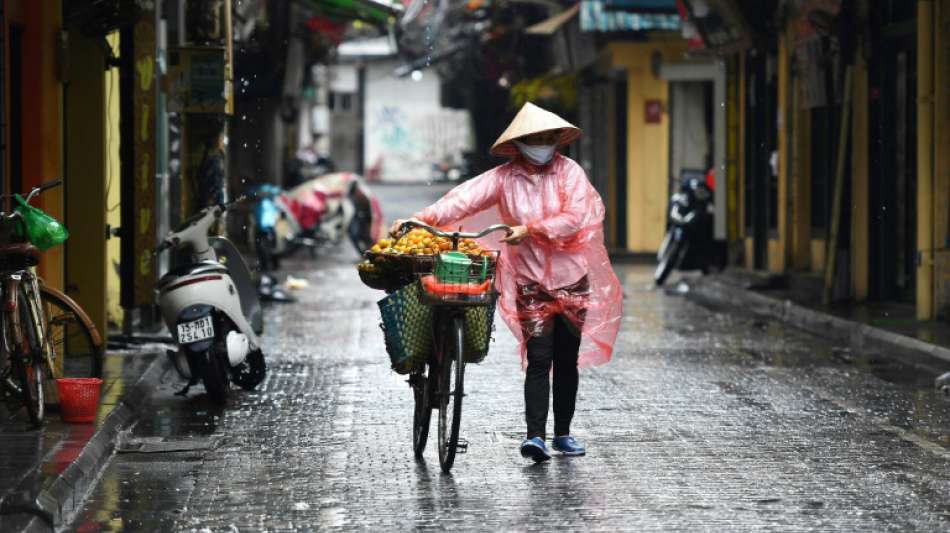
[155,202,266,403]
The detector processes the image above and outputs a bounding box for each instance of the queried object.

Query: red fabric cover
[421,275,491,296]
[284,190,327,230]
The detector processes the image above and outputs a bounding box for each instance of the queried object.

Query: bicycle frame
[0,180,63,401]
[400,220,509,471]
[1,270,52,375]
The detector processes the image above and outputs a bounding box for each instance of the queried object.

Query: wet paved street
[71,184,950,531]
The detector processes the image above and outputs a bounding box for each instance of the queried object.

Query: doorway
[668,80,713,195]
[744,48,778,270]
[870,16,916,303]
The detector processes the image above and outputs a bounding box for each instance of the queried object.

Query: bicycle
[398,220,511,473]
[0,180,104,427]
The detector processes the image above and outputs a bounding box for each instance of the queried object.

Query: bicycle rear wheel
[437,316,465,473]
[40,286,104,379]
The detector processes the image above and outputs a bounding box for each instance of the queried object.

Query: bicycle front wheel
[412,364,433,458]
[41,286,104,379]
[11,352,44,427]
[437,316,465,473]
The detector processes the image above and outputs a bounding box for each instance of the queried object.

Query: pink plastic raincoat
[415,153,623,368]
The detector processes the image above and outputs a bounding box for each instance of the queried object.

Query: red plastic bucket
[56,378,103,423]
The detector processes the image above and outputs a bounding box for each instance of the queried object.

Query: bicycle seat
[0,243,40,265]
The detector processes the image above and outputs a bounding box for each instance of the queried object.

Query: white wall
[364,60,472,181]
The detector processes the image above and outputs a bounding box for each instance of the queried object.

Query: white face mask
[513,140,556,165]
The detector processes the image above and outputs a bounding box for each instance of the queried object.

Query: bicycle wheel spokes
[12,354,44,427]
[412,366,433,458]
[437,316,465,473]
[42,293,102,379]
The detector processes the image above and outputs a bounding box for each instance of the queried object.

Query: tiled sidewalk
[0,352,158,531]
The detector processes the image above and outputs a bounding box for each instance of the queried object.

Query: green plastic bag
[14,194,69,250]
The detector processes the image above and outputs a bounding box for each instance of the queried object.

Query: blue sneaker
[552,435,586,456]
[520,437,551,462]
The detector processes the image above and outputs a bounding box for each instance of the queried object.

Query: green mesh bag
[378,283,433,374]
[14,195,68,250]
[463,301,496,364]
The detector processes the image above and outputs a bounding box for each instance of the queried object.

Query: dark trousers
[525,315,581,440]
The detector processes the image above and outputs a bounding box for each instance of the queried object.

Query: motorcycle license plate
[177,316,214,344]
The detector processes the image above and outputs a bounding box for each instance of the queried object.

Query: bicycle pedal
[455,438,469,453]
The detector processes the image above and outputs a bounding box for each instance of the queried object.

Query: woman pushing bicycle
[391,102,623,462]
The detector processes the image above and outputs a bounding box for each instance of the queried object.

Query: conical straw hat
[490,102,581,157]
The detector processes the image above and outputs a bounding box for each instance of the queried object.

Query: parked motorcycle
[249,173,383,263]
[249,184,303,271]
[655,171,717,286]
[155,201,267,403]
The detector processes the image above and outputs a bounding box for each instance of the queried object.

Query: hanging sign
[132,6,158,306]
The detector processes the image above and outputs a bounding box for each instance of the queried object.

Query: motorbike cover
[284,191,326,231]
[211,237,264,335]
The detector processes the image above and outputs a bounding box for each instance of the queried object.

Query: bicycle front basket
[14,195,68,250]
[378,283,433,374]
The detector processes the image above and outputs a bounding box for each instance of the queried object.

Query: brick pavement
[66,253,950,532]
[68,184,950,531]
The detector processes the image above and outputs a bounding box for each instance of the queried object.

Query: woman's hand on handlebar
[389,217,424,237]
[499,225,528,245]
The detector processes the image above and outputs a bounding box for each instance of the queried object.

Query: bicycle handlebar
[37,179,63,193]
[0,179,63,220]
[398,220,512,240]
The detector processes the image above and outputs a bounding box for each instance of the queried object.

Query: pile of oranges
[369,228,488,256]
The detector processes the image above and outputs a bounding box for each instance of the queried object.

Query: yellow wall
[917,0,936,319]
[65,33,109,336]
[768,239,784,273]
[608,38,688,253]
[810,238,826,274]
[768,28,791,273]
[744,238,754,270]
[934,0,950,316]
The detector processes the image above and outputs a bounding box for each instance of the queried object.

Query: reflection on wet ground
[68,184,950,531]
[0,351,157,531]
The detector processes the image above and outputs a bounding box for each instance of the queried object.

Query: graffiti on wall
[366,105,471,181]
[376,106,417,152]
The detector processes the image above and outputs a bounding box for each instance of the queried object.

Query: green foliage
[510,74,578,112]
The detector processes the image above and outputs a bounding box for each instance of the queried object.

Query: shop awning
[603,0,678,13]
[579,0,680,32]
[676,0,752,54]
[337,36,399,58]
[300,0,403,25]
[526,4,581,35]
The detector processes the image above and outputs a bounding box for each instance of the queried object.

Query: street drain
[116,434,224,453]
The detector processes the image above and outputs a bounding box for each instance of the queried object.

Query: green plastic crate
[434,251,472,284]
